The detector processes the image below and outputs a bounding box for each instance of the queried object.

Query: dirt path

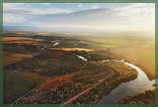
[13,74,74,104]
[12,80,48,104]
[10,62,114,104]
[63,70,115,104]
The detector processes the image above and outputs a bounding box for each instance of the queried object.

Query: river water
[53,42,59,46]
[76,55,155,104]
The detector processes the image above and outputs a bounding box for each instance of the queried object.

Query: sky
[3,3,155,33]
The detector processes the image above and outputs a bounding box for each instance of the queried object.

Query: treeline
[17,82,87,104]
[71,62,138,104]
[3,44,40,54]
[4,50,113,77]
[39,53,85,76]
[4,58,39,72]
[118,90,155,104]
[4,51,86,76]
[71,73,137,104]
[73,62,114,84]
[73,51,108,61]
[73,63,103,84]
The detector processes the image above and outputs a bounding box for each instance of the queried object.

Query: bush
[129,101,136,104]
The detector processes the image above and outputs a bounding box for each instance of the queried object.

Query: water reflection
[97,60,155,104]
[76,55,155,104]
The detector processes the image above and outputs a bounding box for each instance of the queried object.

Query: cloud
[41,3,51,6]
[3,3,72,23]
[3,3,155,33]
[65,3,74,5]
[90,4,100,9]
[113,3,155,16]
[39,24,102,29]
[3,4,72,15]
[78,3,83,8]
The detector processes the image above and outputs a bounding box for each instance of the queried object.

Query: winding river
[76,55,155,104]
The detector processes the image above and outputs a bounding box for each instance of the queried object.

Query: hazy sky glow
[3,3,155,33]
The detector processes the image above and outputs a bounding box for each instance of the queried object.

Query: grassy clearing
[73,62,113,84]
[3,37,33,41]
[59,41,88,48]
[3,71,45,104]
[3,33,155,104]
[87,43,117,49]
[101,61,138,79]
[3,51,32,66]
[59,39,116,49]
[134,51,155,67]
[109,47,155,80]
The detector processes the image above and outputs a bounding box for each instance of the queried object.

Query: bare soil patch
[3,51,32,66]
[3,37,33,41]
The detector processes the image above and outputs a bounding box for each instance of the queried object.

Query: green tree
[129,101,136,104]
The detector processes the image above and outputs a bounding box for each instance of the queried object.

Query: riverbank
[4,50,154,104]
[108,47,155,80]
[118,89,155,104]
[70,59,138,104]
[97,60,155,104]
[69,55,154,104]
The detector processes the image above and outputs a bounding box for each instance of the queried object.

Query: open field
[3,37,34,44]
[73,63,114,84]
[3,3,155,105]
[3,37,33,41]
[3,31,155,104]
[14,74,74,104]
[134,50,155,67]
[3,51,32,66]
[3,71,45,104]
[82,35,155,80]
[48,48,93,52]
[109,47,155,80]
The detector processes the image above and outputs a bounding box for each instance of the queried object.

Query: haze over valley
[2,3,156,104]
